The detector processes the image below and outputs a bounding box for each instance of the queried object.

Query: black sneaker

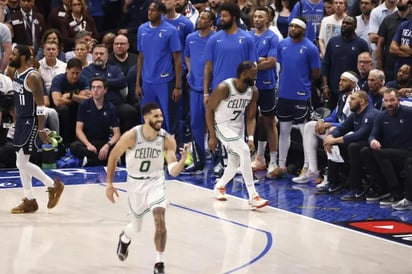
[340,190,366,201]
[316,183,341,195]
[154,262,165,274]
[117,231,131,261]
[366,189,390,202]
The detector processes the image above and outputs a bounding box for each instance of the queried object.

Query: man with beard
[203,1,257,174]
[135,0,182,139]
[292,71,356,186]
[322,90,379,200]
[377,0,412,82]
[175,0,199,27]
[203,1,257,98]
[361,88,412,206]
[274,16,320,179]
[106,103,189,274]
[355,0,375,49]
[9,44,64,214]
[81,44,139,134]
[322,16,368,109]
[390,17,412,77]
[386,64,412,97]
[206,61,269,209]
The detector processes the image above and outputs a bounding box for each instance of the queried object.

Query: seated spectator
[81,44,139,133]
[321,90,379,198]
[50,57,90,145]
[102,32,115,54]
[74,40,91,67]
[385,64,412,98]
[0,74,15,168]
[367,69,384,110]
[35,28,66,61]
[108,34,137,76]
[38,41,67,93]
[65,30,94,64]
[357,51,373,92]
[361,88,412,206]
[70,76,120,166]
[293,71,359,185]
[60,0,98,51]
[0,22,12,74]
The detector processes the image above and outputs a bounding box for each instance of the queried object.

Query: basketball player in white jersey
[206,61,269,209]
[106,103,188,274]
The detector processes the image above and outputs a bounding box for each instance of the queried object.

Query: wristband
[248,135,254,142]
[167,162,178,174]
[36,106,46,116]
[204,94,209,97]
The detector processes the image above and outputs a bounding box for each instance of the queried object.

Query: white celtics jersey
[214,78,253,134]
[126,125,166,179]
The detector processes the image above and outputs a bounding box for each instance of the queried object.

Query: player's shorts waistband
[128,175,160,180]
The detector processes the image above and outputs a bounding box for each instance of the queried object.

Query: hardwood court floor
[0,166,411,274]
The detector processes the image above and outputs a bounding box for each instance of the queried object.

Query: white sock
[156,251,164,263]
[257,141,266,157]
[269,151,278,165]
[121,234,131,243]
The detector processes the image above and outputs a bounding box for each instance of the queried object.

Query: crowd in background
[0,0,412,211]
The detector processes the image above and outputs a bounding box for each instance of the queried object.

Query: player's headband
[341,72,358,84]
[290,18,306,29]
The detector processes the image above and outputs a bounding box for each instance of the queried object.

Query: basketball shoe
[47,178,64,209]
[154,262,165,274]
[249,195,269,209]
[214,182,227,201]
[117,231,131,261]
[11,198,39,214]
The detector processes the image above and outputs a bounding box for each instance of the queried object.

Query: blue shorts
[13,117,42,154]
[276,98,310,123]
[257,88,276,116]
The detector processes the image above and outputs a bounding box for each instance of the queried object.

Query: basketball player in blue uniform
[206,61,269,209]
[106,103,188,274]
[274,17,321,178]
[10,45,64,214]
[183,10,216,173]
[249,7,280,177]
[135,0,182,135]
